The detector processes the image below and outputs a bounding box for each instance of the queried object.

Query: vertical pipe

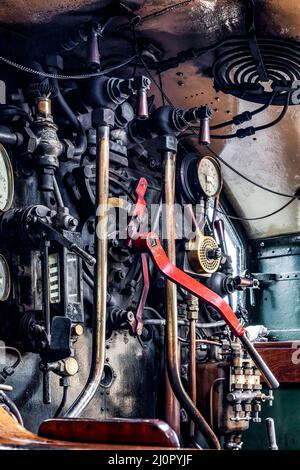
[189,318,196,437]
[64,116,112,417]
[53,177,64,208]
[163,149,181,436]
[41,239,51,404]
[266,417,278,450]
[162,138,221,449]
[41,240,51,340]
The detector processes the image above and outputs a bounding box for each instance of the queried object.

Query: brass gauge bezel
[0,143,14,212]
[196,155,223,199]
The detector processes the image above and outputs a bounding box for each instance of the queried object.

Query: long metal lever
[35,219,96,266]
[132,232,279,389]
[266,417,278,450]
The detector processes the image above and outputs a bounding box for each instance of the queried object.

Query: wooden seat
[39,418,180,448]
[0,407,180,449]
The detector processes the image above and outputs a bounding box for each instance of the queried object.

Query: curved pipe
[0,391,23,426]
[53,78,87,157]
[163,147,221,450]
[64,120,111,416]
[0,125,22,146]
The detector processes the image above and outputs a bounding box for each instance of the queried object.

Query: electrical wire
[138,51,299,221]
[207,145,296,198]
[83,270,94,289]
[210,99,274,130]
[0,391,23,426]
[181,91,289,140]
[144,306,164,319]
[178,337,222,346]
[0,346,22,369]
[216,197,296,221]
[138,54,177,109]
[210,91,291,139]
[109,176,135,201]
[0,105,33,123]
[139,49,296,203]
[54,386,69,418]
[0,54,138,80]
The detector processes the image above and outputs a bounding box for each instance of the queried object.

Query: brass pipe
[164,347,181,436]
[64,111,113,416]
[189,318,196,438]
[163,141,221,449]
[164,149,181,436]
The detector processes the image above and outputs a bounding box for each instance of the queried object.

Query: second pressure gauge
[179,153,223,203]
[197,156,222,198]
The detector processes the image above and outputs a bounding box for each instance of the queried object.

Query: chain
[0,54,137,80]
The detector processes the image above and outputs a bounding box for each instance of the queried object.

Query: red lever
[129,179,279,388]
[135,253,150,336]
[128,178,150,336]
[132,233,245,337]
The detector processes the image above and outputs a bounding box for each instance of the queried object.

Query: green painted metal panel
[250,235,300,341]
[244,387,300,450]
[245,235,300,449]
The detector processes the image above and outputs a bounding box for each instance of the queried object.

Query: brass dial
[197,156,222,198]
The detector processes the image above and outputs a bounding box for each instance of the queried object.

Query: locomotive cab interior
[0,0,299,453]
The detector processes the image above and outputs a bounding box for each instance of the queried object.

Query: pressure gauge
[0,144,14,212]
[0,254,11,301]
[197,156,222,198]
[179,153,223,203]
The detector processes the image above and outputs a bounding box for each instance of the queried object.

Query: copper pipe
[164,149,181,436]
[178,337,222,346]
[64,119,111,417]
[209,378,225,429]
[163,145,221,449]
[189,318,196,438]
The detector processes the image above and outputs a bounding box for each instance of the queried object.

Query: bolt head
[92,108,115,127]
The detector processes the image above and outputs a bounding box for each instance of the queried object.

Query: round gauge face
[0,255,11,301]
[197,156,222,198]
[0,144,14,211]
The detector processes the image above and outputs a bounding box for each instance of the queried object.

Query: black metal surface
[213,37,300,105]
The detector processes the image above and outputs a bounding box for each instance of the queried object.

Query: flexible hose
[54,386,68,418]
[53,79,87,157]
[0,391,23,426]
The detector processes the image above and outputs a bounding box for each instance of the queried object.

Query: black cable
[0,54,138,80]
[0,391,23,426]
[109,176,135,201]
[138,54,176,109]
[83,270,94,289]
[216,197,296,221]
[206,146,295,198]
[52,76,87,157]
[158,72,166,106]
[0,105,33,124]
[0,346,22,369]
[109,169,161,192]
[210,91,290,139]
[210,93,276,130]
[138,45,296,204]
[54,386,69,418]
[255,91,291,131]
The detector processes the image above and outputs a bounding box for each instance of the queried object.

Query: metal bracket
[253,272,300,282]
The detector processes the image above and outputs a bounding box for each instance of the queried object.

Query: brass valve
[188,230,221,274]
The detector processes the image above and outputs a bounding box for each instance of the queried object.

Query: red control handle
[132,233,245,337]
[129,180,279,389]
